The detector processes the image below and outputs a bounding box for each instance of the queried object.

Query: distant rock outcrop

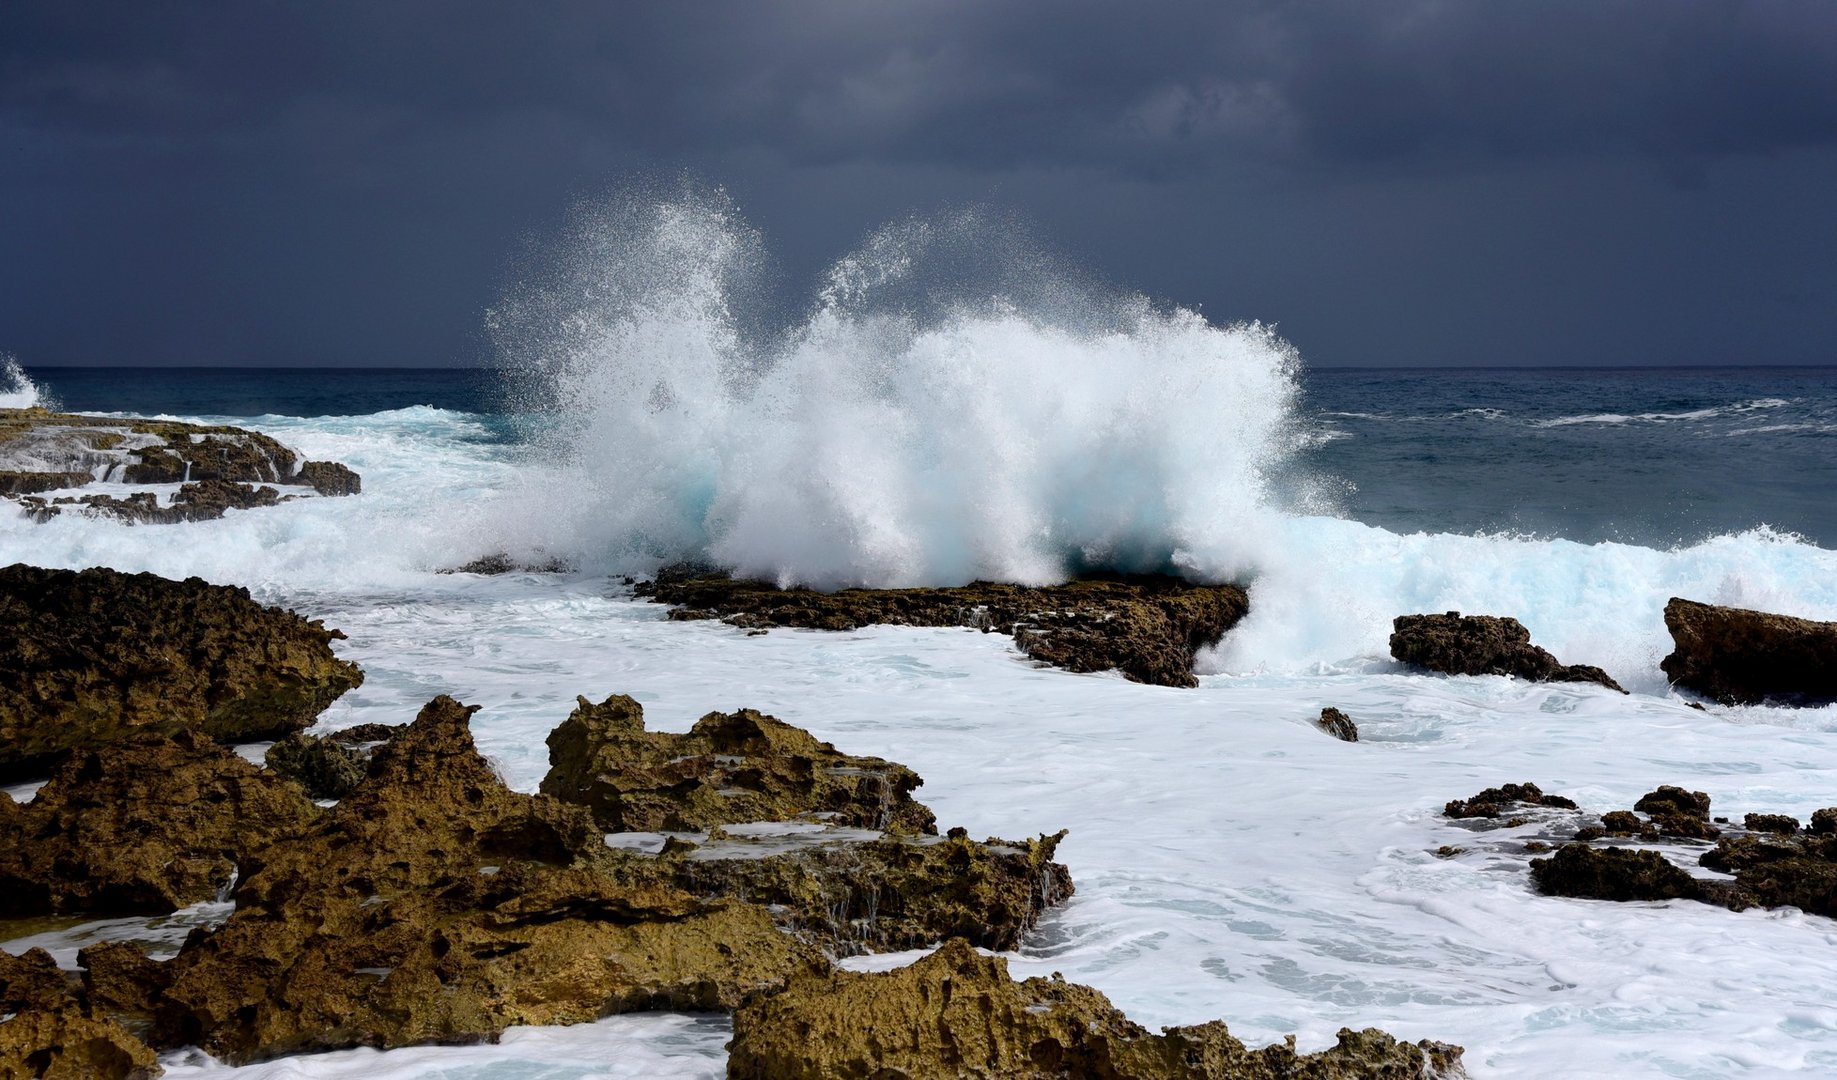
[727,938,1467,1080]
[1660,597,1837,705]
[0,564,364,779]
[1390,612,1624,692]
[645,570,1249,688]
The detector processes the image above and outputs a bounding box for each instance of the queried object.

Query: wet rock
[1660,597,1837,705]
[42,480,286,524]
[0,469,91,495]
[1530,844,1704,903]
[1597,810,1658,839]
[1390,612,1625,692]
[0,947,161,1080]
[727,938,1466,1080]
[264,732,369,800]
[1631,785,1720,840]
[130,696,822,1064]
[1443,782,1579,820]
[1696,816,1837,917]
[439,553,571,575]
[1745,813,1802,835]
[297,460,361,497]
[0,564,364,780]
[647,571,1249,688]
[541,694,937,835]
[1314,707,1358,742]
[0,728,319,916]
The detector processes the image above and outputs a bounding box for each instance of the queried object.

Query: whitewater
[5,197,1837,1078]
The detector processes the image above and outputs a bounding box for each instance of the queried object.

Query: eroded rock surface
[0,729,319,916]
[1390,612,1624,692]
[645,571,1249,688]
[0,564,363,779]
[728,938,1466,1080]
[1315,707,1358,742]
[1660,597,1837,705]
[0,947,160,1080]
[263,725,402,801]
[1443,783,1578,820]
[542,694,936,834]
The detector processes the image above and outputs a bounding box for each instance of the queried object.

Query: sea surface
[3,205,1837,1078]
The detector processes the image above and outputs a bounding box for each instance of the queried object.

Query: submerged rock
[1530,844,1705,903]
[727,938,1466,1080]
[1315,707,1358,742]
[0,728,318,916]
[1443,782,1578,820]
[121,696,821,1064]
[646,571,1249,688]
[1660,597,1837,705]
[1390,612,1624,692]
[24,480,286,525]
[541,694,937,834]
[0,947,161,1080]
[0,564,364,780]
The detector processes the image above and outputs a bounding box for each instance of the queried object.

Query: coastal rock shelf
[1661,597,1837,705]
[0,406,360,524]
[0,564,364,780]
[642,570,1250,688]
[1390,611,1625,692]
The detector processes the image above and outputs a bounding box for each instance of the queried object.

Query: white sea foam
[1534,398,1793,428]
[0,355,46,409]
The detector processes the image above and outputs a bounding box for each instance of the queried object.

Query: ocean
[4,216,1837,1078]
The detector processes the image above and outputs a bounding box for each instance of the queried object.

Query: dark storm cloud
[2,1,1834,367]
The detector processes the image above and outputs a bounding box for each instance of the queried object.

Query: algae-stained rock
[263,731,369,800]
[1443,782,1578,820]
[0,947,161,1080]
[1315,707,1358,742]
[728,938,1466,1080]
[297,460,361,497]
[135,696,822,1064]
[1530,844,1704,903]
[1390,612,1625,692]
[1660,597,1837,705]
[1631,785,1720,840]
[0,728,319,916]
[647,571,1248,688]
[542,694,936,834]
[0,564,363,780]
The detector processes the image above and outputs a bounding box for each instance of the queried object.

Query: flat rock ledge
[1390,612,1624,693]
[0,406,360,524]
[642,570,1250,688]
[728,938,1467,1080]
[1661,597,1837,705]
[0,563,364,781]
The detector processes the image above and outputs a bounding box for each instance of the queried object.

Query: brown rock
[1390,612,1625,692]
[1315,707,1358,742]
[1529,844,1704,903]
[647,571,1248,688]
[297,459,362,496]
[1660,597,1837,705]
[541,694,936,834]
[1443,783,1579,820]
[264,731,370,800]
[0,564,364,780]
[0,947,161,1080]
[728,938,1466,1080]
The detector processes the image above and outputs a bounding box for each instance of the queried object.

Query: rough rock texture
[120,697,821,1064]
[1314,708,1358,742]
[727,938,1466,1080]
[541,694,936,834]
[1631,786,1720,840]
[1390,612,1625,692]
[1660,597,1837,705]
[0,728,319,916]
[620,828,1073,955]
[645,571,1249,688]
[1697,818,1837,917]
[0,563,364,780]
[262,725,401,801]
[1530,845,1705,903]
[439,553,572,575]
[1443,783,1578,820]
[0,947,160,1080]
[0,406,360,523]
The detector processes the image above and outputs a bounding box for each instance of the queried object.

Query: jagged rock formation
[541,694,936,834]
[0,406,360,523]
[1390,612,1624,692]
[643,571,1248,688]
[1660,597,1837,705]
[263,725,402,801]
[0,564,364,780]
[727,938,1466,1080]
[0,947,160,1080]
[1443,783,1578,820]
[107,697,823,1064]
[1529,845,1707,903]
[1314,707,1358,742]
[0,728,318,916]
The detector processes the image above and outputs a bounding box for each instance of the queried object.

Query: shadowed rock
[541,694,937,834]
[645,571,1248,688]
[0,728,319,916]
[1661,597,1837,705]
[262,725,408,801]
[1530,844,1704,903]
[0,946,160,1079]
[1444,783,1578,820]
[0,564,364,780]
[1315,707,1358,742]
[727,938,1466,1080]
[1390,612,1624,692]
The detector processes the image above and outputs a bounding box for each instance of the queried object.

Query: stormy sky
[3,1,1834,368]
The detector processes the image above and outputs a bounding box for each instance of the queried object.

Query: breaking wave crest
[0,356,47,410]
[492,189,1319,588]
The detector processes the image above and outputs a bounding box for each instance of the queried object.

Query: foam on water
[0,355,47,409]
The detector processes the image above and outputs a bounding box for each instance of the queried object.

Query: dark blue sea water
[18,363,1837,550]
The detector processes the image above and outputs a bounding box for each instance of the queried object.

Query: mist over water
[491,190,1317,588]
[0,355,47,409]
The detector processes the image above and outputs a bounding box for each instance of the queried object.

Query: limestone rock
[541,694,936,834]
[297,460,361,497]
[727,938,1466,1080]
[1660,597,1837,705]
[646,571,1249,688]
[1443,783,1578,820]
[1315,707,1358,742]
[263,730,375,800]
[0,728,319,916]
[0,947,160,1080]
[1530,844,1704,903]
[0,564,364,780]
[1390,612,1624,692]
